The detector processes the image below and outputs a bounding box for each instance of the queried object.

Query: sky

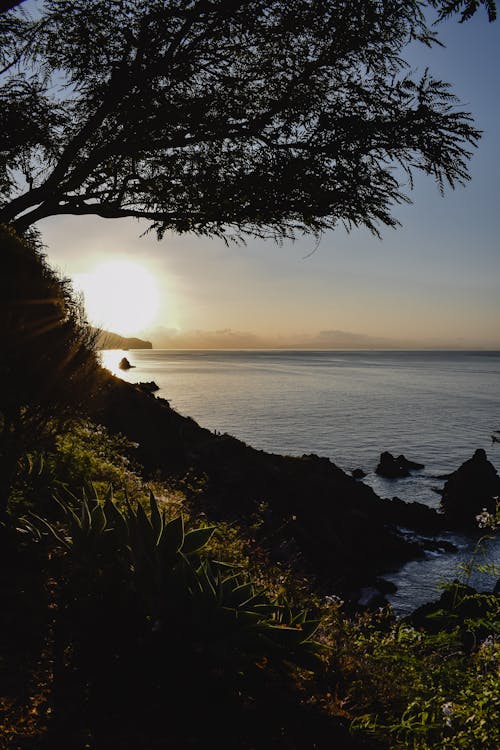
[38,10,500,349]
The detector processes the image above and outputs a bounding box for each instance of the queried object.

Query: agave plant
[29,487,322,669]
[30,484,111,562]
[182,559,322,668]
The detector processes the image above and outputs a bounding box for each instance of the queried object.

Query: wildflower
[479,634,497,660]
[325,594,344,606]
[475,509,496,529]
[442,702,454,728]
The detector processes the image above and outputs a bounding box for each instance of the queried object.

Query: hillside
[87,369,447,596]
[95,329,152,350]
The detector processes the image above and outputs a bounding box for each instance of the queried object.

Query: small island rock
[376,451,425,479]
[118,356,135,370]
[440,448,500,528]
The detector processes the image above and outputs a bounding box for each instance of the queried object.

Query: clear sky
[38,11,500,349]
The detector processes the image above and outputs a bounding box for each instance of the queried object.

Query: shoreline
[86,368,499,608]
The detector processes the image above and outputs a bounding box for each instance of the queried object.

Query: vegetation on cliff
[1,414,498,749]
[0,225,98,517]
[94,330,152,350]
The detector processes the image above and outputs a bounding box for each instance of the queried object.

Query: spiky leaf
[182,526,216,556]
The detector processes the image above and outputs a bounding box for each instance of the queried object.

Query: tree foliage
[0,1,496,241]
[0,225,98,515]
[434,0,497,22]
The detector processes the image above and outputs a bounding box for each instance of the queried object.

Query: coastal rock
[118,356,134,370]
[396,454,425,471]
[355,586,388,609]
[421,538,456,554]
[409,581,497,648]
[376,451,425,478]
[137,381,160,393]
[373,496,446,535]
[346,578,397,611]
[351,468,367,480]
[440,448,500,528]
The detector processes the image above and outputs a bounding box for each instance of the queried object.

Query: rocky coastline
[86,370,498,605]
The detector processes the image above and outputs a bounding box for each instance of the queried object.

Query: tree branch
[0,59,132,223]
[12,201,189,232]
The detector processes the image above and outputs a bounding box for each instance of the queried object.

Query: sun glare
[74,260,161,336]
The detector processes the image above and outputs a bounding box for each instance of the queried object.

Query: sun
[74,260,160,336]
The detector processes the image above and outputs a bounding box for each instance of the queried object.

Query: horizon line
[113,346,500,353]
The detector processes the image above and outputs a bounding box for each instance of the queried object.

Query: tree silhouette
[435,0,496,22]
[0,1,496,241]
[0,226,98,516]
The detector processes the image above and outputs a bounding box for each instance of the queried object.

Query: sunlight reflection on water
[101,349,500,613]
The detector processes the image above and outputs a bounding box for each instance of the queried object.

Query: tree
[0,225,98,516]
[0,1,496,241]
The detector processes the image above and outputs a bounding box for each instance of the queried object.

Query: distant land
[95,329,152,350]
[143,326,500,351]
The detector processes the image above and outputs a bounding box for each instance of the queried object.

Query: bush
[23,487,323,746]
[12,419,144,518]
[0,225,98,516]
[325,602,499,749]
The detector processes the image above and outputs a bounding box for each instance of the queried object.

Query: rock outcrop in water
[118,356,134,370]
[441,448,500,528]
[376,451,425,478]
[137,381,160,393]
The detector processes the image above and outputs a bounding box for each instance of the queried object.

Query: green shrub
[32,486,322,666]
[22,486,325,745]
[11,419,144,517]
[0,226,98,517]
[326,603,499,749]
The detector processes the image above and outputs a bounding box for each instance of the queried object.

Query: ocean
[102,349,500,614]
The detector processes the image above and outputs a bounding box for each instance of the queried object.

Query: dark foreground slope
[88,370,445,592]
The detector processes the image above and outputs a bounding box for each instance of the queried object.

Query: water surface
[103,349,500,613]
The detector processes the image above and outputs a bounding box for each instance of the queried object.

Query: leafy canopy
[0,0,496,240]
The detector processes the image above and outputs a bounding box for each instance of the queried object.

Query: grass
[1,417,498,750]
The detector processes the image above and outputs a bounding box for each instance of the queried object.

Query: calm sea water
[102,349,500,614]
